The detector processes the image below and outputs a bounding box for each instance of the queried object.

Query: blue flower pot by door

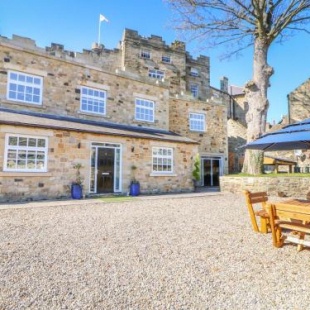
[71,184,82,199]
[130,182,140,196]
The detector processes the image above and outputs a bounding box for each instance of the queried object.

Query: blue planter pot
[71,184,83,199]
[130,182,140,196]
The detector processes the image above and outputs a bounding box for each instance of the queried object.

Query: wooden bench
[243,190,270,233]
[267,201,310,251]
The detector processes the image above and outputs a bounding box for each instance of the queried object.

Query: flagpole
[98,14,108,47]
[98,17,101,45]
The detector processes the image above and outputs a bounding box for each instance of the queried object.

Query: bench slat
[267,202,310,251]
[278,223,310,234]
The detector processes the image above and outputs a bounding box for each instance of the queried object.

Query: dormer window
[140,50,151,59]
[190,68,199,77]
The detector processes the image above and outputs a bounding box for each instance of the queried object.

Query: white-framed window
[148,69,165,79]
[7,71,43,105]
[4,134,48,172]
[135,98,154,122]
[162,55,171,63]
[190,68,199,77]
[189,113,206,132]
[152,147,173,173]
[80,86,106,115]
[140,50,151,59]
[190,84,199,98]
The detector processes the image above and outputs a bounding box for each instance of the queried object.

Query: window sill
[0,172,52,177]
[190,130,206,133]
[135,118,155,123]
[78,110,106,117]
[150,173,177,177]
[2,99,44,108]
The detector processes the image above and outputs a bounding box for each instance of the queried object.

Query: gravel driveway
[1,192,310,309]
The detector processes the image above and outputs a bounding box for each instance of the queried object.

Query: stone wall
[121,29,211,100]
[0,30,226,133]
[0,38,170,130]
[220,175,310,198]
[227,119,246,173]
[224,88,248,173]
[169,97,228,173]
[288,79,310,169]
[288,78,310,123]
[122,29,187,87]
[0,124,198,202]
[185,55,210,100]
[0,29,229,201]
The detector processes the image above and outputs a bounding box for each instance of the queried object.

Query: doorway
[97,148,114,193]
[202,157,222,187]
[90,143,122,194]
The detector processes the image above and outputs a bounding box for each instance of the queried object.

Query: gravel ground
[1,192,310,310]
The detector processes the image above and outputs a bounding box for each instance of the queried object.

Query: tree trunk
[242,37,273,175]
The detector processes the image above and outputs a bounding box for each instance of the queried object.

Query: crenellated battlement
[123,28,191,54]
[0,33,120,68]
[1,28,209,70]
[1,28,228,104]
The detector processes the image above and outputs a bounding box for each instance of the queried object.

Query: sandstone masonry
[0,29,229,201]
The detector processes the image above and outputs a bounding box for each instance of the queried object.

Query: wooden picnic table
[267,198,310,251]
[280,198,310,208]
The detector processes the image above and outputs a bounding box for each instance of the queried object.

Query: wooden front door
[97,147,115,193]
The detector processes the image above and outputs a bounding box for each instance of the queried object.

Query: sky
[1,0,310,123]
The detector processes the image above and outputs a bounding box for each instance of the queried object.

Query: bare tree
[166,0,310,174]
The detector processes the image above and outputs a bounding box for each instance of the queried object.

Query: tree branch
[165,0,310,56]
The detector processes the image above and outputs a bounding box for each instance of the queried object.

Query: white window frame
[4,134,48,172]
[190,68,199,77]
[162,55,171,63]
[135,98,155,122]
[189,113,206,132]
[7,70,43,105]
[152,147,173,174]
[148,69,165,80]
[190,84,199,98]
[80,86,106,115]
[140,50,151,59]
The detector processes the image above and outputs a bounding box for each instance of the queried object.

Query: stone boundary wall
[220,176,310,198]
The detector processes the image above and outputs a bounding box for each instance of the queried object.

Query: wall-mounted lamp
[77,142,81,149]
[131,146,135,152]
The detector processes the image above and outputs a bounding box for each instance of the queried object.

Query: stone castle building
[0,29,230,201]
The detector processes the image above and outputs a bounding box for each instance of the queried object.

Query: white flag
[99,14,109,23]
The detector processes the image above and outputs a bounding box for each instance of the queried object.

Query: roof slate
[0,108,198,144]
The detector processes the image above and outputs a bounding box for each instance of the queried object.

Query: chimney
[220,76,229,93]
